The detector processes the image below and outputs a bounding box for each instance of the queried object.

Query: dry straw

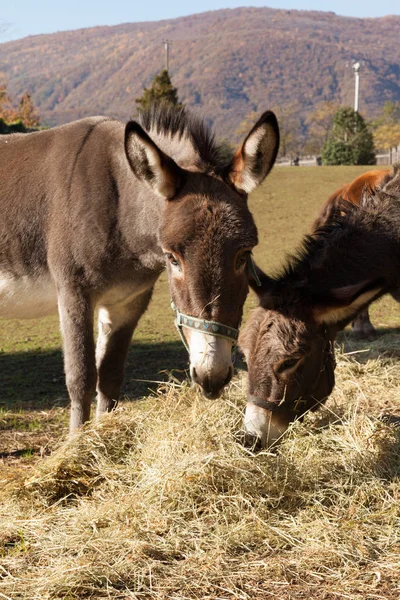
[1,334,399,599]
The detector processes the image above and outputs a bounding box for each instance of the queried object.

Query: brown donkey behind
[240,165,400,448]
[0,105,279,432]
[313,168,397,336]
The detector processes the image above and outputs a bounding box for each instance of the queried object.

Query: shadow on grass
[0,341,189,413]
[337,326,400,360]
[1,327,397,414]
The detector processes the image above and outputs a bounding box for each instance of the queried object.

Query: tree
[0,118,27,134]
[322,107,375,165]
[135,69,182,112]
[271,102,306,158]
[0,83,41,130]
[235,111,259,137]
[0,83,16,123]
[372,101,400,151]
[373,123,400,151]
[374,101,400,127]
[305,101,338,154]
[16,92,41,127]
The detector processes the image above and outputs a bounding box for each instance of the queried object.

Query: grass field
[1,166,399,599]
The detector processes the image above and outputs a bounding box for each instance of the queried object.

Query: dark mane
[139,103,232,174]
[269,188,398,304]
[274,199,357,287]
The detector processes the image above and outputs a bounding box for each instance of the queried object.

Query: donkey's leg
[57,287,97,432]
[95,288,153,418]
[351,308,376,337]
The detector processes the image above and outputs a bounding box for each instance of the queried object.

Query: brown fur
[312,168,393,336]
[0,105,280,431]
[312,169,390,231]
[240,164,400,447]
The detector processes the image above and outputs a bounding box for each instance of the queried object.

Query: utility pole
[352,62,360,113]
[162,40,172,72]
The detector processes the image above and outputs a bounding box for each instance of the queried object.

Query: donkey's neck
[115,168,166,268]
[276,202,400,302]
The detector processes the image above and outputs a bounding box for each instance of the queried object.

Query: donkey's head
[240,304,336,449]
[240,263,385,448]
[125,107,279,398]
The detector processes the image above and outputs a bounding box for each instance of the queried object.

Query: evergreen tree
[135,69,182,112]
[322,107,375,165]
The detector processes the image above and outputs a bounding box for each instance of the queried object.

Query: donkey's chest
[0,273,58,319]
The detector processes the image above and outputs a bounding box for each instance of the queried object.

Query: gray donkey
[0,105,279,431]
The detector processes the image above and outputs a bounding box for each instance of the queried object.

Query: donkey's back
[0,117,128,319]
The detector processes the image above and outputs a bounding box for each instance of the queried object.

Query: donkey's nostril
[190,364,233,399]
[224,365,234,386]
[191,367,200,384]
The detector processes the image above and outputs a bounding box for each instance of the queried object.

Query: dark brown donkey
[313,168,394,336]
[240,165,400,448]
[0,105,279,432]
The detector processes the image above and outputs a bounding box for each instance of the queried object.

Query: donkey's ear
[125,122,184,199]
[312,280,384,327]
[228,111,280,195]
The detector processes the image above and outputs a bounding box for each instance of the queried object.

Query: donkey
[313,168,393,337]
[0,105,279,432]
[240,165,400,448]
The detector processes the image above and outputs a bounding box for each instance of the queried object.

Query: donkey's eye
[281,358,299,370]
[236,250,251,270]
[166,253,181,269]
[275,357,301,377]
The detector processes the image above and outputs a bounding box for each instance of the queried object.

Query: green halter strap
[171,302,239,354]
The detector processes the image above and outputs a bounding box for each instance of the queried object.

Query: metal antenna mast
[162,40,172,71]
[352,62,360,113]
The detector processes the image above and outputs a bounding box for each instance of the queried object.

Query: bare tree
[305,101,339,155]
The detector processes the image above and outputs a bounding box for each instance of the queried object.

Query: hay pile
[1,335,400,599]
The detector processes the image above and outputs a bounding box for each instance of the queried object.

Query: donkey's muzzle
[186,330,235,398]
[191,365,233,399]
[244,400,288,449]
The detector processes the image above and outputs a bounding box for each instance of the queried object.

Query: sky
[1,0,399,42]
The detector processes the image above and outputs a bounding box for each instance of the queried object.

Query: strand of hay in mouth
[1,342,400,599]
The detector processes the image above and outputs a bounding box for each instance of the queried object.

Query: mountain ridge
[0,6,399,140]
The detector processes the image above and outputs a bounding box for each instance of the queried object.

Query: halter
[171,302,239,354]
[170,254,260,356]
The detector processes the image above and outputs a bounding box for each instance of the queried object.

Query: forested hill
[0,6,399,139]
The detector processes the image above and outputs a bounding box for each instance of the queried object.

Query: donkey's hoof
[351,323,377,338]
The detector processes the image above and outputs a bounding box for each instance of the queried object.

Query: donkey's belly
[0,273,58,319]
